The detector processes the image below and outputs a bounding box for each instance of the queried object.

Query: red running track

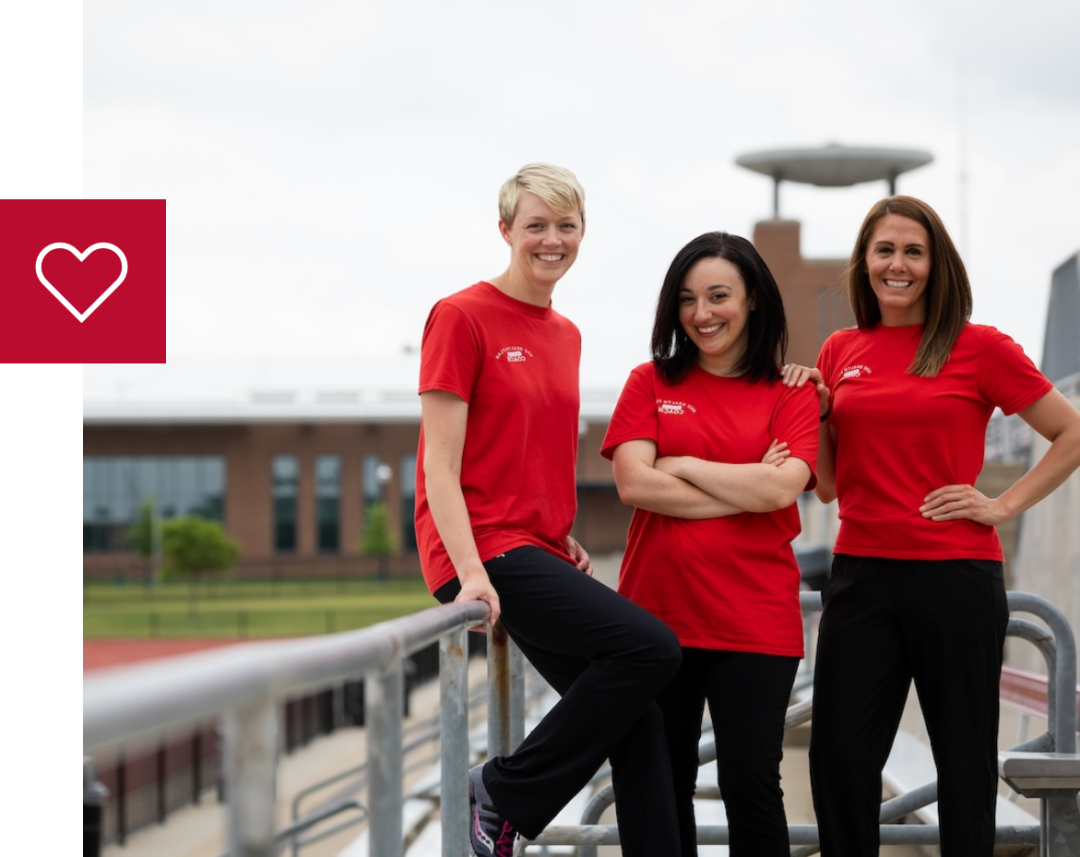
[83,639,258,673]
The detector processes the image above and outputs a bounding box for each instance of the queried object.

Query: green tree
[128,499,160,585]
[361,503,395,581]
[162,517,240,611]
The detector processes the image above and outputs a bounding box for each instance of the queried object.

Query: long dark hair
[651,231,788,385]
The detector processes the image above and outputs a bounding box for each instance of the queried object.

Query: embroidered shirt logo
[840,364,872,380]
[495,345,534,363]
[656,399,697,415]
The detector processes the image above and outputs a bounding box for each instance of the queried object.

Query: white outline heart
[35,242,129,323]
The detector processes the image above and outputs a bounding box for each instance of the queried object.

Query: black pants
[809,554,1009,857]
[434,546,682,854]
[658,648,799,857]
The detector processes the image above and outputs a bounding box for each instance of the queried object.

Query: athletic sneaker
[468,763,520,857]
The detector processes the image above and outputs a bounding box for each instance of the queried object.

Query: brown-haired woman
[783,195,1080,856]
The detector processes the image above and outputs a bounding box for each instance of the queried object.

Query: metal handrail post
[800,591,1077,747]
[222,696,277,857]
[440,629,470,857]
[576,783,613,857]
[1007,618,1060,736]
[1005,594,1080,857]
[800,591,823,612]
[510,641,526,752]
[84,602,488,754]
[83,756,108,857]
[367,657,405,857]
[487,621,512,758]
[1007,592,1078,752]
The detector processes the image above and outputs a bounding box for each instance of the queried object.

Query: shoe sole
[467,768,483,857]
[468,764,521,857]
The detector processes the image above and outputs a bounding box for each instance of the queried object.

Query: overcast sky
[83,0,1080,395]
[3,7,1067,845]
[1,7,1072,845]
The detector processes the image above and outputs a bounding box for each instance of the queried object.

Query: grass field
[83,577,437,639]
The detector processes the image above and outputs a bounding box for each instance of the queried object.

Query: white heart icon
[35,242,129,323]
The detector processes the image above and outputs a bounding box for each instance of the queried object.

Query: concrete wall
[1006,386,1080,672]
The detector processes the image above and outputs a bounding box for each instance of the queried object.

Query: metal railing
[84,589,1080,857]
[285,653,550,856]
[563,590,1078,857]
[84,600,499,857]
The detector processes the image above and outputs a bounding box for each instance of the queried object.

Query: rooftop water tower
[732,143,933,367]
[736,143,933,217]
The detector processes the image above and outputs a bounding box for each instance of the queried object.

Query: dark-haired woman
[783,196,1080,856]
[602,232,819,856]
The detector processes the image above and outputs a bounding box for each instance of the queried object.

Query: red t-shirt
[818,322,1052,561]
[415,282,581,593]
[601,363,819,656]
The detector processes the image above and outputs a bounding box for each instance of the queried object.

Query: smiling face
[678,256,751,376]
[865,213,933,326]
[499,192,583,292]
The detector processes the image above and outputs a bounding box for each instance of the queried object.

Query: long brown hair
[846,196,972,377]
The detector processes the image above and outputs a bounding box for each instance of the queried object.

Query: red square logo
[0,199,166,363]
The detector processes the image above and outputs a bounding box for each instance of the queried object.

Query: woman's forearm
[424,464,488,582]
[623,476,743,519]
[997,391,1080,519]
[660,456,810,512]
[613,449,742,519]
[920,389,1080,527]
[419,390,491,588]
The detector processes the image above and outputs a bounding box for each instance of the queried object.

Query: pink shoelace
[494,821,517,857]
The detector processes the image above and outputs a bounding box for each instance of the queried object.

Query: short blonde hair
[498,163,585,226]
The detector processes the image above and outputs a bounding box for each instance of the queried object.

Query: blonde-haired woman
[415,163,681,857]
[784,195,1080,856]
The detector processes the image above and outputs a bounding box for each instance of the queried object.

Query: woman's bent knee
[650,625,682,679]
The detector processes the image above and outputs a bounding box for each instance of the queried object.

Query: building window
[399,454,417,552]
[272,455,298,553]
[82,456,226,553]
[315,455,341,553]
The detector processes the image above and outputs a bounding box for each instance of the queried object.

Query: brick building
[752,219,854,368]
[83,404,635,580]
[83,222,850,580]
